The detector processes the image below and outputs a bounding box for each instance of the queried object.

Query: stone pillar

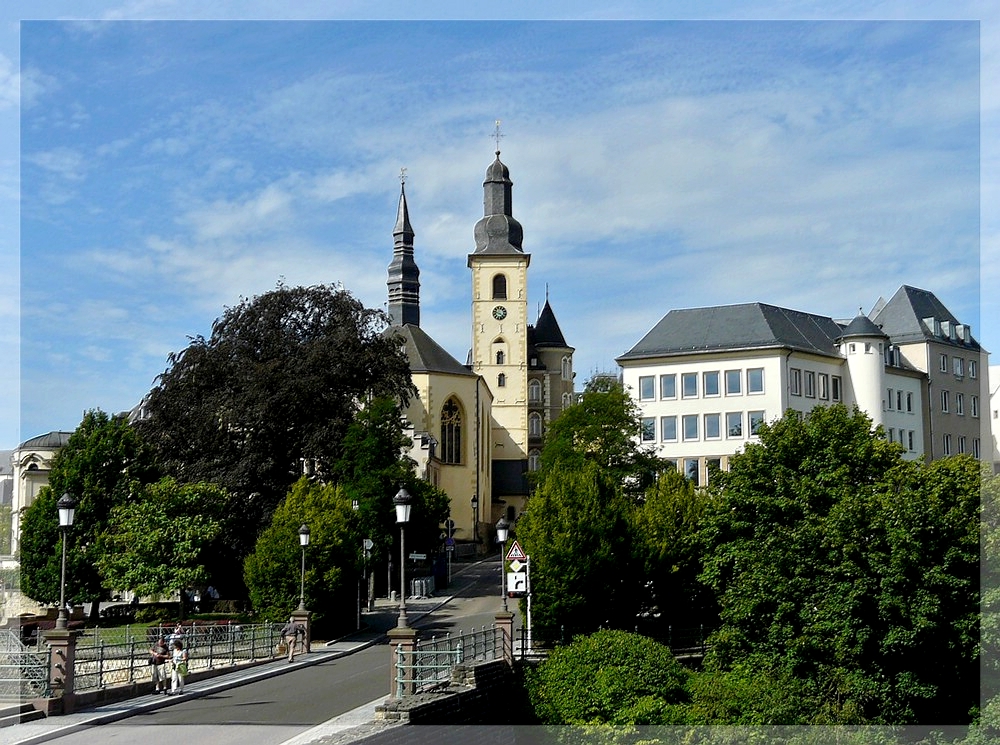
[495,610,514,666]
[43,628,80,715]
[290,608,311,654]
[387,625,417,698]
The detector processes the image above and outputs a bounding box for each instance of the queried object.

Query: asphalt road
[35,558,516,745]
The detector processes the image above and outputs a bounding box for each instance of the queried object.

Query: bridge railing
[394,624,504,697]
[0,629,50,700]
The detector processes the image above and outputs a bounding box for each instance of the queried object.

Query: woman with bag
[169,639,189,695]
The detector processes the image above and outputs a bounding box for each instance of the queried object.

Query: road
[37,558,516,745]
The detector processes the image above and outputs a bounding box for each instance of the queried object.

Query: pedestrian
[148,636,169,695]
[279,620,305,662]
[169,639,189,695]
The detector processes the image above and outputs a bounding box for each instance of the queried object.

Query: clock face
[492,305,508,320]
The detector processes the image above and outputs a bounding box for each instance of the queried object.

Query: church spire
[472,125,524,255]
[387,170,420,327]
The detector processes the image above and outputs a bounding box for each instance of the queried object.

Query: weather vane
[399,167,407,185]
[493,120,504,153]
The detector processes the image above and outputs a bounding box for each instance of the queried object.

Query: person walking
[169,639,189,695]
[148,636,169,695]
[279,620,305,663]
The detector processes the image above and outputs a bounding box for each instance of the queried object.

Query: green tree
[517,462,638,643]
[97,477,230,618]
[136,283,416,558]
[526,628,688,725]
[698,405,980,725]
[19,410,159,619]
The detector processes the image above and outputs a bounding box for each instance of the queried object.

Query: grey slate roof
[839,313,887,339]
[389,324,476,377]
[618,302,845,362]
[871,285,982,350]
[17,432,72,450]
[529,300,571,349]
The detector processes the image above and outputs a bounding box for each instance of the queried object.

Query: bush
[526,629,689,725]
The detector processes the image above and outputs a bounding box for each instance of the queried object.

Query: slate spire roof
[529,299,570,349]
[386,182,420,327]
[838,312,887,340]
[471,150,525,256]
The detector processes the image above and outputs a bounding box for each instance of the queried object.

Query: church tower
[386,178,420,327]
[468,148,531,499]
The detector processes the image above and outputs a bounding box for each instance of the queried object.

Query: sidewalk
[0,593,454,745]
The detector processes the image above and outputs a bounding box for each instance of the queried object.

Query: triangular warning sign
[505,540,527,562]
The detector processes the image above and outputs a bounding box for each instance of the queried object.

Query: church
[385,149,575,545]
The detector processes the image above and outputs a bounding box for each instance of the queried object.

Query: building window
[790,368,801,396]
[748,368,764,394]
[886,388,894,410]
[704,371,720,397]
[958,436,966,454]
[956,393,964,416]
[498,373,506,387]
[705,413,721,439]
[684,458,699,486]
[640,417,655,442]
[725,370,741,395]
[907,430,914,451]
[562,392,572,409]
[639,376,655,400]
[970,360,978,379]
[972,395,979,418]
[804,371,816,398]
[683,415,699,441]
[660,374,676,399]
[974,438,981,459]
[953,357,964,378]
[749,410,766,435]
[896,390,903,411]
[832,376,842,402]
[528,379,541,402]
[496,350,505,365]
[492,274,507,300]
[661,416,677,441]
[887,428,895,443]
[943,433,952,456]
[682,373,698,398]
[528,450,541,472]
[561,356,572,380]
[529,412,543,437]
[939,353,948,372]
[726,412,743,438]
[818,374,829,401]
[440,398,463,464]
[941,390,950,413]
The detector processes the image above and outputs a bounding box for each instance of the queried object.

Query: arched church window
[561,356,572,381]
[492,274,507,300]
[528,379,541,402]
[528,449,541,472]
[498,373,506,387]
[496,350,505,365]
[440,398,463,465]
[529,412,543,437]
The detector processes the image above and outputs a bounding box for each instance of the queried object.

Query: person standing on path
[148,636,169,695]
[169,639,189,695]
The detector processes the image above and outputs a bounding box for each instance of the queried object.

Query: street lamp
[393,487,413,628]
[297,524,310,611]
[470,494,479,545]
[496,516,509,612]
[55,493,77,630]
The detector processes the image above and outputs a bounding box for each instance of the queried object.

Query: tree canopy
[136,283,416,553]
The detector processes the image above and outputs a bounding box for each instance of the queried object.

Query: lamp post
[393,487,413,628]
[55,493,77,630]
[470,494,479,547]
[496,516,509,612]
[297,524,310,611]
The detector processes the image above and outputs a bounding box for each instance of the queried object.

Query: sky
[2,2,997,449]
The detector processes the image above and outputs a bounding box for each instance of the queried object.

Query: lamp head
[298,524,310,547]
[393,487,413,524]
[57,493,77,528]
[495,517,509,543]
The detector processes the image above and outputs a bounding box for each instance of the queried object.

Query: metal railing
[394,624,505,697]
[0,629,51,700]
[73,622,283,693]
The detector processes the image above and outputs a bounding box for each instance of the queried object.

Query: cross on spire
[493,120,504,155]
[399,167,407,185]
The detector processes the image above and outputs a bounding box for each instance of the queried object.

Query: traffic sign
[505,540,526,562]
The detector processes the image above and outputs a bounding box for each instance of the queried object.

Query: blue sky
[2,2,997,449]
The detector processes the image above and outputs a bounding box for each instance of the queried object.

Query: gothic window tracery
[440,397,463,464]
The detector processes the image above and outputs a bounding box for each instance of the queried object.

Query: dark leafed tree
[136,283,415,558]
[19,409,160,620]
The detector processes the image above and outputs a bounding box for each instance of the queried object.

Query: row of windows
[885,428,917,452]
[663,457,723,487]
[789,369,843,401]
[885,389,914,413]
[939,353,978,379]
[942,434,981,458]
[641,410,767,443]
[940,390,980,417]
[639,369,765,401]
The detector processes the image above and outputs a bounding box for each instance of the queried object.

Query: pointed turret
[471,151,524,256]
[387,181,420,327]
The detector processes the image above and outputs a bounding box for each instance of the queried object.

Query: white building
[618,287,988,484]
